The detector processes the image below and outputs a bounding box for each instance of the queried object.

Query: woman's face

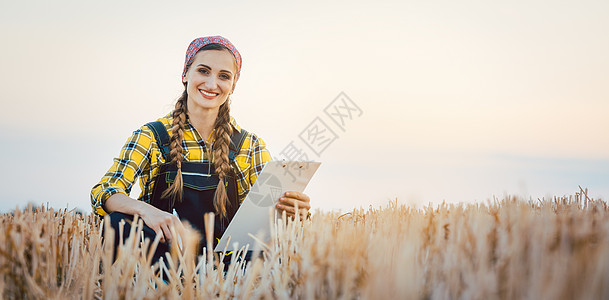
[183,49,237,114]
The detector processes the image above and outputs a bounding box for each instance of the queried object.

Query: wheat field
[1,190,608,299]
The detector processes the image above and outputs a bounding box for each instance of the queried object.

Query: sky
[0,0,607,213]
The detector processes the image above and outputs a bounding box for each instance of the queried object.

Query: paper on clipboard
[214,161,321,252]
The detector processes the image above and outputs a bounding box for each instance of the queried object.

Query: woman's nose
[205,76,217,89]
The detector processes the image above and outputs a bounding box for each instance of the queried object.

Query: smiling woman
[90,36,311,263]
[184,47,238,118]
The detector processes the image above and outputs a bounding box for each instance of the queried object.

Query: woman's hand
[105,193,184,243]
[275,191,311,219]
[139,205,184,244]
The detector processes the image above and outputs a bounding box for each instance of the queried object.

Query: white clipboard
[214,161,321,251]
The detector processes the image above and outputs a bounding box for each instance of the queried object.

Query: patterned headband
[182,36,242,81]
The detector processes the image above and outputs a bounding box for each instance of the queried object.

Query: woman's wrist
[105,193,149,217]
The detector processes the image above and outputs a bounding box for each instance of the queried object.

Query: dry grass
[1,190,609,299]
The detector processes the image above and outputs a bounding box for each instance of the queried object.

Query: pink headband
[182,36,242,81]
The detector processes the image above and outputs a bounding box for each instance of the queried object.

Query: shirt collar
[229,116,241,133]
[180,114,242,134]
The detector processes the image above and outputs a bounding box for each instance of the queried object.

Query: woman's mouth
[200,89,219,99]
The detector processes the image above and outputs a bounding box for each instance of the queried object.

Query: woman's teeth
[200,90,218,97]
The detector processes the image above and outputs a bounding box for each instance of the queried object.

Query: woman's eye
[220,74,231,80]
[198,68,209,74]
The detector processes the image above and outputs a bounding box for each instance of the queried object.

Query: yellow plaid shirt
[90,113,271,216]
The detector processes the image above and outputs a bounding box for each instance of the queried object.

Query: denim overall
[147,120,247,249]
[107,121,248,263]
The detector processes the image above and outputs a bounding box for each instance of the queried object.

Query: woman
[90,36,311,261]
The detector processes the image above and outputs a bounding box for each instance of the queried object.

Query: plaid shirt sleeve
[90,127,154,216]
[233,131,272,204]
[91,115,271,214]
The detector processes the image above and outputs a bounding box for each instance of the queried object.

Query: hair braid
[212,100,233,218]
[161,90,188,207]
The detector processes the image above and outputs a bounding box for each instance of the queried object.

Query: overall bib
[106,121,248,264]
[146,120,247,252]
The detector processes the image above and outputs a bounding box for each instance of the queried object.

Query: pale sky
[1,0,608,213]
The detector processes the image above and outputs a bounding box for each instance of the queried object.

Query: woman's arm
[91,126,154,215]
[92,125,184,242]
[105,193,183,243]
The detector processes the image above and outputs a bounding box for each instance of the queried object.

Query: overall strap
[229,129,248,160]
[147,120,249,162]
[146,121,171,161]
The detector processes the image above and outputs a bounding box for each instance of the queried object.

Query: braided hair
[162,43,236,218]
[211,100,233,218]
[160,90,187,208]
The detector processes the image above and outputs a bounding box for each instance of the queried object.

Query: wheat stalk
[1,190,608,299]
